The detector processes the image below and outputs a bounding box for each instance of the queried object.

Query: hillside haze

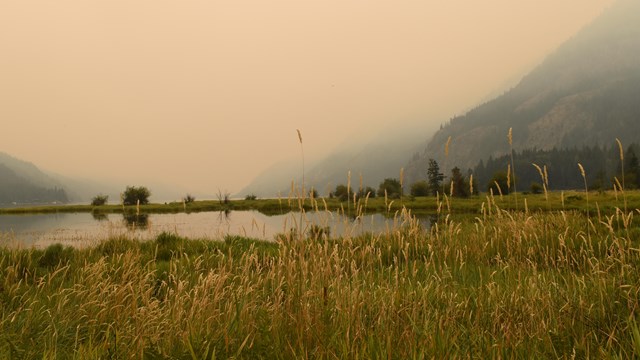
[238,124,433,198]
[405,0,640,185]
[0,152,69,205]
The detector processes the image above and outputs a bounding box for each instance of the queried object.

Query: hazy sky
[0,0,614,197]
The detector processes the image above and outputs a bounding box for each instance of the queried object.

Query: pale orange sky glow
[0,0,615,198]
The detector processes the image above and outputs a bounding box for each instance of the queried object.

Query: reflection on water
[123,213,149,230]
[0,210,432,248]
[91,212,108,222]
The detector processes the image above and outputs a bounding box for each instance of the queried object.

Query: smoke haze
[0,0,614,198]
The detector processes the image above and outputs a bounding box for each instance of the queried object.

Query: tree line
[91,142,640,207]
[474,143,640,193]
[338,142,640,201]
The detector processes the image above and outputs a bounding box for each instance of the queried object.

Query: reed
[533,163,549,209]
[578,163,590,237]
[508,127,518,210]
[297,129,305,200]
[617,138,628,214]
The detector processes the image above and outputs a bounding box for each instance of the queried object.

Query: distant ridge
[405,0,640,185]
[0,152,69,205]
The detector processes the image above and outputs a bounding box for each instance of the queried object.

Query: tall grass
[2,134,640,358]
[1,194,640,358]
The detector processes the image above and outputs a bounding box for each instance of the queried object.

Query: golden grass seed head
[543,165,549,186]
[616,138,624,161]
[578,163,586,178]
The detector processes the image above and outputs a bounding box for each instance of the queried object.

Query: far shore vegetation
[3,189,640,217]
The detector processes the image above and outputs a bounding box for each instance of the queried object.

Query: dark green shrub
[38,244,74,268]
[530,182,543,194]
[357,186,376,199]
[91,194,108,206]
[410,181,429,197]
[122,186,151,205]
[333,185,352,201]
[377,178,402,199]
[307,225,330,240]
[155,232,182,261]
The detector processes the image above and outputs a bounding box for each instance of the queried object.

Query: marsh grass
[1,190,640,358]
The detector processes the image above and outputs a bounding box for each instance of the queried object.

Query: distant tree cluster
[122,186,151,205]
[91,194,108,206]
[410,181,429,197]
[473,143,640,192]
[377,178,402,199]
[330,184,377,201]
[407,159,476,198]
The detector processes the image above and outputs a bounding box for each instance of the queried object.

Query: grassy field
[1,190,640,358]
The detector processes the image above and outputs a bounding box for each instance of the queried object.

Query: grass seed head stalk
[578,162,590,239]
[493,181,503,200]
[532,163,548,206]
[347,170,351,215]
[508,127,518,210]
[296,129,305,200]
[616,138,627,214]
[400,167,404,204]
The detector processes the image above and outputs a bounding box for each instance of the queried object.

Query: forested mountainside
[472,143,640,192]
[0,152,68,205]
[405,0,640,186]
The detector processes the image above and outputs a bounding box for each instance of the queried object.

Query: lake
[0,210,432,248]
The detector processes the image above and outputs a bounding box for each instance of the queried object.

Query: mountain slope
[238,125,433,198]
[405,0,640,184]
[0,152,69,204]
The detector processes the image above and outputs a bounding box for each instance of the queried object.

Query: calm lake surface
[0,210,432,248]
